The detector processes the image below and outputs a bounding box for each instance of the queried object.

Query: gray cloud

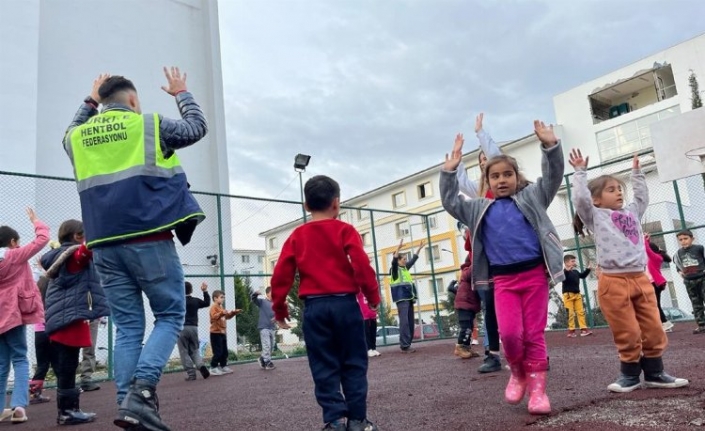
[219,0,705,202]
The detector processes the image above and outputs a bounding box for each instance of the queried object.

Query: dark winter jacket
[40,244,110,335]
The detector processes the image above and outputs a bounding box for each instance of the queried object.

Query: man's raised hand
[161,66,188,96]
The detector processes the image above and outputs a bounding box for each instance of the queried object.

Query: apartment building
[552,33,705,313]
[233,248,266,291]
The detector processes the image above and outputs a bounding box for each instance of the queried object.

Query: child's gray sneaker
[347,419,378,431]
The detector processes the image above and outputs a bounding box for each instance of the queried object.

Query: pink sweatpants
[494,265,549,371]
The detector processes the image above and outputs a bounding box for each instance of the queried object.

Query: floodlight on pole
[294,153,311,222]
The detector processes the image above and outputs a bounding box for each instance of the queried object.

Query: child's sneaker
[199,365,210,379]
[372,350,381,356]
[258,356,266,368]
[643,372,689,389]
[566,330,577,338]
[347,418,378,431]
[607,374,641,393]
[322,419,346,430]
[580,329,593,337]
[221,366,234,374]
[478,352,502,373]
[693,325,705,334]
[367,349,375,358]
[471,339,479,345]
[210,367,224,376]
[264,361,276,370]
[662,321,674,332]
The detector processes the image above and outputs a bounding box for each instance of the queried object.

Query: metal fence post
[425,214,441,334]
[564,173,594,327]
[369,210,387,345]
[673,180,687,229]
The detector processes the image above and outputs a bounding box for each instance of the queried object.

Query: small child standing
[251,286,277,370]
[178,281,211,381]
[356,290,379,358]
[209,290,240,376]
[0,208,50,424]
[440,121,564,415]
[29,274,51,405]
[449,227,481,359]
[42,219,111,425]
[644,234,674,332]
[571,149,688,393]
[561,255,593,338]
[271,175,380,431]
[673,229,705,334]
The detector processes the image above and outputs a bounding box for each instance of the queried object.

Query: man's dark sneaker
[400,347,416,353]
[114,379,170,431]
[347,418,379,431]
[607,374,642,392]
[322,419,347,430]
[80,381,100,392]
[198,365,210,379]
[478,353,502,373]
[693,326,705,334]
[258,356,266,369]
[265,361,276,370]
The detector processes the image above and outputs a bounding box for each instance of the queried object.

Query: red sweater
[271,219,380,321]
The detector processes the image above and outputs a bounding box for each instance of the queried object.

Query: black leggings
[457,309,476,346]
[484,288,501,352]
[32,331,52,381]
[653,283,668,323]
[50,342,80,390]
[364,319,377,350]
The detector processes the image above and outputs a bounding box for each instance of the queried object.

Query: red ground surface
[4,325,704,431]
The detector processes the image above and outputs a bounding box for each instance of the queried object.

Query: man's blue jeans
[93,240,185,404]
[0,325,29,409]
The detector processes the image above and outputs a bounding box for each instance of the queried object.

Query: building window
[428,277,445,296]
[392,191,406,208]
[339,211,347,222]
[425,245,441,263]
[596,106,681,161]
[417,182,433,199]
[465,165,481,182]
[361,232,371,246]
[589,64,678,124]
[241,255,250,264]
[421,215,438,231]
[242,270,250,275]
[268,237,277,249]
[357,204,369,220]
[395,220,410,238]
[258,255,264,264]
[270,260,277,271]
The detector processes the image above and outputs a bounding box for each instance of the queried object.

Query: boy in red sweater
[272,175,381,431]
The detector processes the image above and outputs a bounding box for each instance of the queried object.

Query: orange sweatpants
[597,272,667,363]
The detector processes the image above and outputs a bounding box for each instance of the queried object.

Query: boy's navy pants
[303,294,369,424]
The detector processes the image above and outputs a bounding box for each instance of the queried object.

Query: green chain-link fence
[3,150,702,386]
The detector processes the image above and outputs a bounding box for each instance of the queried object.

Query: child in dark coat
[449,228,481,359]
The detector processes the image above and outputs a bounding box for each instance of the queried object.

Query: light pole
[294,153,311,223]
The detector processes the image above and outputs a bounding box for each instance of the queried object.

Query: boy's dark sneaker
[693,326,705,334]
[478,353,502,373]
[198,365,210,379]
[258,356,266,369]
[347,419,378,431]
[80,381,101,392]
[322,419,347,430]
[184,374,196,382]
[643,372,689,389]
[607,374,641,393]
[265,361,276,370]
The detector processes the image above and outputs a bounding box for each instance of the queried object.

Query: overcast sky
[218,0,705,247]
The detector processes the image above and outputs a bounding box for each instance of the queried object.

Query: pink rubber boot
[526,368,551,415]
[505,363,527,404]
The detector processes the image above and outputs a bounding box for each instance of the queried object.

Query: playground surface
[6,325,705,431]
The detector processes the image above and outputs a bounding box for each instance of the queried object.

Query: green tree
[690,70,703,109]
[233,275,260,351]
[376,298,395,327]
[286,273,305,340]
[548,288,568,329]
[440,290,458,336]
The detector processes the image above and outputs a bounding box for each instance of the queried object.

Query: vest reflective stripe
[68,112,183,193]
[390,267,414,285]
[86,213,202,249]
